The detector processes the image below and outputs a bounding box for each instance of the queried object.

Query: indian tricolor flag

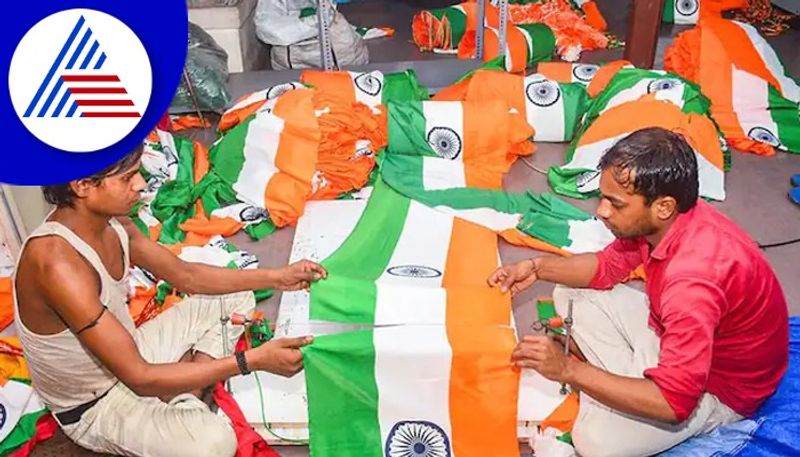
[301,69,429,107]
[380,150,615,256]
[665,18,800,155]
[412,2,481,51]
[549,99,726,201]
[536,62,600,86]
[303,179,520,457]
[218,82,305,132]
[0,381,50,456]
[208,89,320,228]
[383,99,615,255]
[463,70,590,142]
[458,23,556,73]
[573,68,716,146]
[386,99,534,177]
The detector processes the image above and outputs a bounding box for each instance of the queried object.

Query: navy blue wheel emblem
[572,64,599,83]
[354,73,382,96]
[386,265,442,278]
[266,82,301,100]
[385,421,451,457]
[526,80,561,107]
[646,78,682,93]
[748,126,782,148]
[427,127,462,160]
[0,403,6,431]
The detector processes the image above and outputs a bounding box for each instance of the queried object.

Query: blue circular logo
[1,1,187,184]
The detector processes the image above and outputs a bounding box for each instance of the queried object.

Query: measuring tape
[476,0,509,61]
[316,0,338,71]
[476,0,486,59]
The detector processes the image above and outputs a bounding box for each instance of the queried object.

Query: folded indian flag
[132,130,209,244]
[383,100,615,255]
[206,89,320,229]
[463,70,590,142]
[665,19,800,155]
[386,99,534,178]
[458,22,556,73]
[218,82,305,132]
[411,2,482,51]
[574,67,719,146]
[0,380,48,456]
[536,62,601,86]
[549,99,727,201]
[301,69,429,107]
[304,179,520,457]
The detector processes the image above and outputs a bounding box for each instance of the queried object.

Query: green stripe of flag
[518,23,556,64]
[560,83,591,141]
[662,0,675,23]
[383,70,430,104]
[310,179,410,324]
[768,86,800,153]
[303,329,381,457]
[386,100,438,158]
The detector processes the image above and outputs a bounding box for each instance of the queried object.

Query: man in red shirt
[490,127,788,457]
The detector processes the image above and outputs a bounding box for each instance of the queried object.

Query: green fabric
[536,298,557,321]
[303,329,381,457]
[0,409,48,456]
[383,70,430,103]
[518,23,556,64]
[310,179,410,324]
[430,5,468,48]
[559,83,592,142]
[385,100,437,158]
[662,0,675,23]
[299,7,316,19]
[768,86,800,153]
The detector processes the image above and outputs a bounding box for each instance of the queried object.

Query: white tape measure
[316,0,337,70]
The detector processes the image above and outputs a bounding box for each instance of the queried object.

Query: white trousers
[60,292,255,457]
[553,285,742,457]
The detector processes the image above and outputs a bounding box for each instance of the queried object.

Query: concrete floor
[31,0,800,456]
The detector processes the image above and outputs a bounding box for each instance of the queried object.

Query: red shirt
[589,200,788,422]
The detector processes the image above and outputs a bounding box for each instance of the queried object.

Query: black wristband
[235,351,251,375]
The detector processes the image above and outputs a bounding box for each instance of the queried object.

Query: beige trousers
[553,285,742,457]
[59,291,256,457]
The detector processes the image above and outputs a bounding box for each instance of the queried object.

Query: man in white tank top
[13,145,327,457]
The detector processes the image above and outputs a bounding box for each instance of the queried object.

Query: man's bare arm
[533,254,599,288]
[120,217,325,295]
[36,244,308,398]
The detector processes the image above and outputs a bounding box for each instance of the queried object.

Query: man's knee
[222,290,256,315]
[160,420,237,457]
[572,421,645,457]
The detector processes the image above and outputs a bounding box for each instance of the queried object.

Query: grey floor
[31,0,800,456]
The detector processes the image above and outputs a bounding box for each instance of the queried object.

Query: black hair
[42,144,144,208]
[599,127,698,213]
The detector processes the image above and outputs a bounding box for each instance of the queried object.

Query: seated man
[489,127,788,457]
[13,145,326,457]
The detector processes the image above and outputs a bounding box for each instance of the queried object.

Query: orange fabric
[219,99,264,133]
[522,0,608,57]
[444,218,519,457]
[500,229,572,256]
[586,60,632,97]
[581,1,607,32]
[540,391,579,433]
[169,115,212,132]
[536,62,575,83]
[300,71,356,104]
[664,19,780,156]
[264,90,321,227]
[179,215,244,238]
[310,94,388,200]
[128,285,157,324]
[0,337,30,385]
[0,277,14,332]
[433,77,474,101]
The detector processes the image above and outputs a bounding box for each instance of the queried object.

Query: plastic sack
[170,22,231,114]
[270,11,369,70]
[254,0,336,46]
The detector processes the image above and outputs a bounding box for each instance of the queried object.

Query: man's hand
[488,258,538,295]
[512,335,572,383]
[274,260,328,291]
[248,336,314,377]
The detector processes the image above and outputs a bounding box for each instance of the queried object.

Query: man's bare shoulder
[21,236,97,287]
